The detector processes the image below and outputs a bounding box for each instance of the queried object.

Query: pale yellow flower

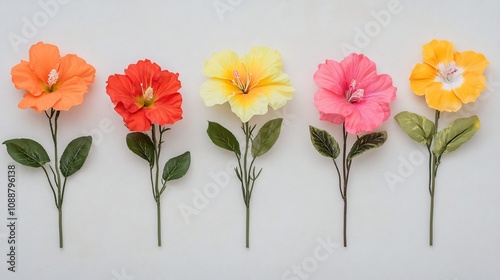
[201,46,294,122]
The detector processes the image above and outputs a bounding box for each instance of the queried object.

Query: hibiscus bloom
[200,46,294,123]
[314,53,396,134]
[106,60,183,132]
[410,39,488,112]
[11,41,95,112]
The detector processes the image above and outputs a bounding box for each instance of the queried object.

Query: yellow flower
[201,46,294,122]
[410,39,488,112]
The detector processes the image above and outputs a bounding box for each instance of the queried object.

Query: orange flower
[11,42,96,112]
[410,39,488,112]
[106,59,183,132]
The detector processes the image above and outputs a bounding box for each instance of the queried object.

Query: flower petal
[313,59,347,96]
[243,46,284,87]
[344,101,384,134]
[250,72,294,110]
[203,50,246,80]
[145,93,183,125]
[425,83,462,112]
[11,61,45,96]
[106,74,141,113]
[228,92,268,123]
[454,51,489,75]
[319,112,345,124]
[115,102,151,132]
[57,54,95,85]
[124,59,161,86]
[28,42,61,82]
[51,77,89,111]
[341,54,377,85]
[18,91,62,112]
[153,70,181,99]
[314,88,354,118]
[422,39,454,68]
[363,74,397,103]
[200,79,239,106]
[452,72,486,104]
[410,63,437,96]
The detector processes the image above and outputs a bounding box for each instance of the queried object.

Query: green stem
[238,122,256,248]
[243,123,250,199]
[342,124,349,247]
[246,205,250,248]
[47,109,64,248]
[41,166,58,208]
[151,125,165,247]
[150,125,169,247]
[429,157,437,246]
[243,122,251,248]
[426,145,432,195]
[429,110,441,246]
[58,206,63,248]
[332,159,343,200]
[157,200,161,247]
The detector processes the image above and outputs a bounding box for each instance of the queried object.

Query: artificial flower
[314,53,396,135]
[396,39,487,245]
[11,41,95,112]
[410,39,488,112]
[201,46,294,123]
[310,53,396,247]
[201,46,294,248]
[5,42,95,248]
[106,59,190,247]
[106,59,183,132]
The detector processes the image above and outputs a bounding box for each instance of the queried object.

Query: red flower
[106,59,183,131]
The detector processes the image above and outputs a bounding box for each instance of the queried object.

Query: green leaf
[394,111,435,145]
[126,132,155,166]
[433,115,480,156]
[207,121,240,155]
[251,118,283,158]
[309,125,340,159]
[60,136,92,177]
[162,151,191,182]
[3,138,50,168]
[347,131,387,160]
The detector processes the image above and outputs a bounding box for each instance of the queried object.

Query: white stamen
[438,62,461,82]
[348,89,364,103]
[345,79,364,103]
[47,69,59,87]
[435,62,464,90]
[143,86,154,101]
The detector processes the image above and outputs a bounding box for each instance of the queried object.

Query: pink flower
[314,53,396,134]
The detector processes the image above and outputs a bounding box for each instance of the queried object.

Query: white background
[1,0,499,279]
